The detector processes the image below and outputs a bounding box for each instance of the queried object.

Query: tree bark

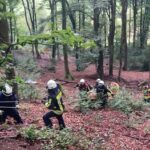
[121,0,128,71]
[62,0,73,79]
[140,0,150,48]
[93,0,103,79]
[133,0,137,47]
[108,0,116,76]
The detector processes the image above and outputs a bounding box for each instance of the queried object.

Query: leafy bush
[74,91,102,113]
[19,126,100,150]
[109,88,144,115]
[18,83,39,100]
[19,125,39,141]
[128,47,150,71]
[14,51,41,80]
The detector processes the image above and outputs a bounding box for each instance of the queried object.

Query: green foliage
[18,83,39,100]
[19,126,97,150]
[128,47,150,71]
[75,49,98,71]
[14,52,41,80]
[19,125,38,141]
[18,28,95,50]
[0,75,24,90]
[0,12,15,19]
[74,91,102,113]
[109,88,144,115]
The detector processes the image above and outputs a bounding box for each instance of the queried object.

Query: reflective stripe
[45,99,52,108]
[56,91,64,113]
[56,91,62,100]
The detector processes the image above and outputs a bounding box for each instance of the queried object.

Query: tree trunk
[140,0,143,48]
[49,0,56,60]
[140,0,150,48]
[62,0,73,79]
[108,0,116,76]
[128,0,131,45]
[121,0,128,71]
[93,0,103,79]
[133,0,137,47]
[78,0,81,31]
[0,3,18,95]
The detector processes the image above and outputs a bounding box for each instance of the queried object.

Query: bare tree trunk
[140,0,150,48]
[133,0,137,47]
[78,0,81,31]
[121,0,128,71]
[119,0,128,79]
[62,0,73,79]
[128,0,131,45]
[49,0,56,61]
[108,0,116,76]
[93,0,103,79]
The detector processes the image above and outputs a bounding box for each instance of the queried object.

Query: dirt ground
[0,53,150,150]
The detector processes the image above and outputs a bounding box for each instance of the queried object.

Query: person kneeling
[0,83,23,124]
[43,80,66,130]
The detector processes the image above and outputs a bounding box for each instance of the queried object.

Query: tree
[21,0,41,58]
[93,0,104,79]
[121,0,128,71]
[62,0,73,79]
[140,0,150,48]
[133,0,137,47]
[108,0,116,76]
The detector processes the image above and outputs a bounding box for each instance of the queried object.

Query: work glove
[16,104,20,109]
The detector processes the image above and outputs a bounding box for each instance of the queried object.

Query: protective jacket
[45,84,64,115]
[0,92,18,108]
[95,84,110,94]
[76,83,92,92]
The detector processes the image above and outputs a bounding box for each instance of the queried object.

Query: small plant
[18,83,39,100]
[19,125,39,141]
[74,91,102,113]
[19,127,100,150]
[109,88,144,115]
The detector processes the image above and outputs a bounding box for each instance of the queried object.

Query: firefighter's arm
[45,98,52,108]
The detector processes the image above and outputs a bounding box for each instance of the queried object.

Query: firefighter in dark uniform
[75,79,92,92]
[95,80,112,108]
[43,80,66,130]
[0,83,23,124]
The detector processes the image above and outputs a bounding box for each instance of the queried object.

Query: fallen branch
[0,134,18,140]
[124,134,150,141]
[55,78,77,84]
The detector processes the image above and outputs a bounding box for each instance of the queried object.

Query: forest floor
[0,52,150,150]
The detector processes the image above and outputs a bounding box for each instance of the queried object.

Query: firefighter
[95,80,112,108]
[43,80,66,130]
[75,79,92,92]
[143,85,150,103]
[0,83,23,124]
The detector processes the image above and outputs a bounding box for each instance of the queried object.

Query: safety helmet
[80,79,85,83]
[99,80,104,85]
[47,80,57,89]
[2,83,13,95]
[96,78,101,83]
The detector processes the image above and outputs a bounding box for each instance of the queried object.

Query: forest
[0,0,150,149]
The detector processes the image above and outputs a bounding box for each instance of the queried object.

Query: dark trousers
[43,111,65,129]
[0,108,23,124]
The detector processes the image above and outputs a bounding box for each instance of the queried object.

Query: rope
[0,106,17,109]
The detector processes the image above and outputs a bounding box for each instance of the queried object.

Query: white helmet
[2,83,12,94]
[96,78,101,83]
[47,80,57,89]
[99,80,104,85]
[80,79,85,83]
